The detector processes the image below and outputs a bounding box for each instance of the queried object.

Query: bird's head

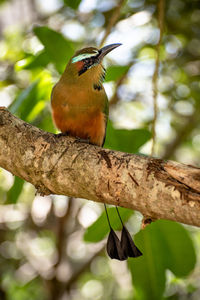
[71,43,122,76]
[62,43,121,85]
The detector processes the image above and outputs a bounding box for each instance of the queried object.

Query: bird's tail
[104,204,142,260]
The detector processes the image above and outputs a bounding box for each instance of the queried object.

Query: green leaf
[155,221,196,276]
[9,71,52,122]
[34,26,74,73]
[128,220,196,300]
[129,233,165,300]
[23,51,50,70]
[9,80,39,120]
[6,176,24,204]
[84,207,133,243]
[63,0,81,9]
[15,51,50,71]
[32,109,56,133]
[104,121,151,153]
[105,65,129,82]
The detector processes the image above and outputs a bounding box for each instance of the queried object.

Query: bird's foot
[55,132,69,137]
[74,137,90,144]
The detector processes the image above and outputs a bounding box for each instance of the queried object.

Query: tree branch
[1,107,200,226]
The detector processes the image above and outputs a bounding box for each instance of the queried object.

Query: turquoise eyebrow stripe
[72,52,98,63]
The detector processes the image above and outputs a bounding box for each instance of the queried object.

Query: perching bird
[51,43,142,260]
[51,44,116,147]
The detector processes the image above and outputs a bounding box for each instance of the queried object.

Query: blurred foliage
[129,220,196,300]
[105,65,130,82]
[0,0,200,299]
[33,26,75,73]
[105,120,151,153]
[63,0,82,10]
[6,176,24,204]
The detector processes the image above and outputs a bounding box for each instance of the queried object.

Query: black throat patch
[93,84,102,91]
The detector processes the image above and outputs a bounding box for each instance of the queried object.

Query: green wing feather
[102,95,109,147]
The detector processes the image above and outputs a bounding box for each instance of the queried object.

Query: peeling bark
[0,107,200,226]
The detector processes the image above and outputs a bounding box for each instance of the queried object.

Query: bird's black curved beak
[98,43,122,60]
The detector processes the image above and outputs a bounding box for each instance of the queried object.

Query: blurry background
[0,0,200,299]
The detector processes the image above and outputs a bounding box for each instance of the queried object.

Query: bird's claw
[55,132,69,137]
[74,137,90,144]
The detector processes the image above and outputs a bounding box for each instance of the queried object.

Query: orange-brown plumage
[52,99,106,146]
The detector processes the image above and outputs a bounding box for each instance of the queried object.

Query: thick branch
[0,107,200,226]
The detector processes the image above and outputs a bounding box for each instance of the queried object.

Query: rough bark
[0,107,200,226]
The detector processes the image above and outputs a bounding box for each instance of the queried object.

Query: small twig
[162,112,200,160]
[109,61,133,106]
[151,0,165,156]
[56,197,73,266]
[99,0,126,47]
[145,0,165,226]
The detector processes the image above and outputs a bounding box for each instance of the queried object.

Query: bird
[51,44,116,147]
[51,43,142,260]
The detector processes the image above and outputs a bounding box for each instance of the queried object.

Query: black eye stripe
[78,54,100,76]
[83,56,98,66]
